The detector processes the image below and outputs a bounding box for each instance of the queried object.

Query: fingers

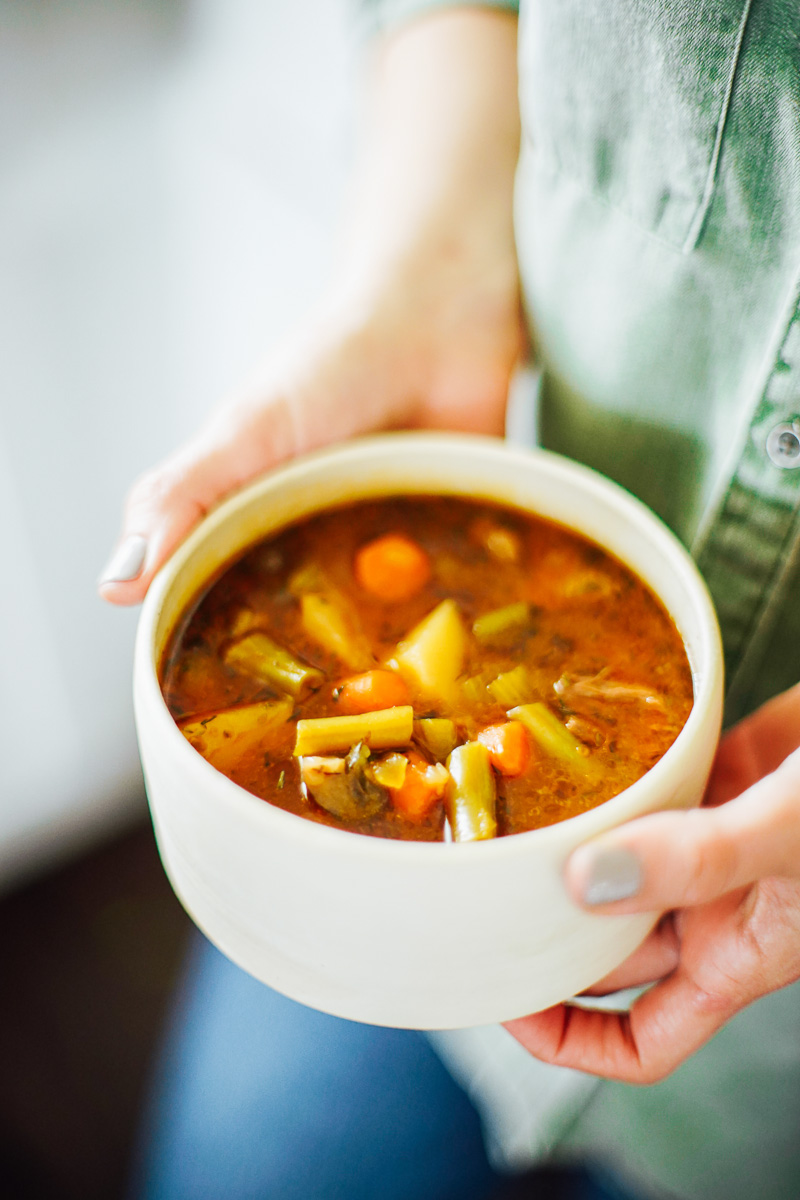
[507,890,749,1083]
[581,915,679,996]
[564,747,800,915]
[504,961,738,1084]
[97,392,304,606]
[706,680,800,805]
[508,876,800,1083]
[97,320,404,606]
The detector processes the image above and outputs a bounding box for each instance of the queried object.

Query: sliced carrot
[335,670,411,715]
[477,722,532,777]
[354,533,431,603]
[390,750,448,819]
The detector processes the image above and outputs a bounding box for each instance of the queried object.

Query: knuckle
[638,1061,671,1085]
[691,981,734,1017]
[682,811,740,901]
[125,460,191,517]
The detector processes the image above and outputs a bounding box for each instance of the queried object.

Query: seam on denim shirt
[725,516,800,717]
[523,151,711,256]
[690,263,800,559]
[694,281,800,706]
[682,0,754,253]
[350,0,519,42]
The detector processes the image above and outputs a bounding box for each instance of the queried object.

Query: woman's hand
[98,8,522,606]
[505,681,800,1084]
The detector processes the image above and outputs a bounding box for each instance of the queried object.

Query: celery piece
[459,672,493,709]
[507,703,600,779]
[393,599,466,708]
[228,608,268,640]
[289,559,373,671]
[484,526,521,563]
[487,665,535,709]
[472,602,532,644]
[293,705,414,757]
[445,742,497,842]
[369,753,408,790]
[224,632,323,699]
[470,517,522,564]
[413,718,458,763]
[560,569,616,600]
[287,561,329,597]
[300,593,373,672]
[180,697,294,774]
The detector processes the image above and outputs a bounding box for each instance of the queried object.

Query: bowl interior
[137,432,723,853]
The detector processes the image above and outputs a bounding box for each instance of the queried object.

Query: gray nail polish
[98,535,148,585]
[582,846,643,906]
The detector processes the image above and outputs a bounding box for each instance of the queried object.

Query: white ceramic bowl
[134,433,723,1029]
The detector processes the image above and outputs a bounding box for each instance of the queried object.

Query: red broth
[160,495,693,842]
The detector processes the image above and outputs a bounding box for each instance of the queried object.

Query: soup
[160,495,693,842]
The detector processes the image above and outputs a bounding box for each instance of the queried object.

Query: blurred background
[0,0,352,1193]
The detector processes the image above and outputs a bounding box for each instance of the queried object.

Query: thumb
[96,391,306,607]
[96,319,415,606]
[565,746,800,913]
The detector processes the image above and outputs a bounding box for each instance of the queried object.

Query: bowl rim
[134,431,724,862]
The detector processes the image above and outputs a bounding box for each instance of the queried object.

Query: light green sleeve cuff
[351,0,519,42]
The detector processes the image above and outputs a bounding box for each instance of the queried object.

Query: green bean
[472,602,532,644]
[224,632,323,699]
[293,705,414,757]
[445,742,497,842]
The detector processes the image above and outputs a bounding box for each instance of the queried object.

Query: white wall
[0,0,352,888]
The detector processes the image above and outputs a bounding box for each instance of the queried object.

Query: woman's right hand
[97,7,523,606]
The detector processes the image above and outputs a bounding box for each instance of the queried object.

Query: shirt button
[766,421,800,468]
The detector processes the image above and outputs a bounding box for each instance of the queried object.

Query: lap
[132,935,501,1200]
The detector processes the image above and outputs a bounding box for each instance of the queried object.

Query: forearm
[100,7,523,604]
[334,7,521,305]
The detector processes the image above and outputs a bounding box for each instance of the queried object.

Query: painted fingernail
[98,535,148,585]
[581,846,643,906]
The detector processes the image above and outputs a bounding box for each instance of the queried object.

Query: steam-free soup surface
[161,495,693,841]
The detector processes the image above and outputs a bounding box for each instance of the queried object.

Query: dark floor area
[0,819,617,1200]
[0,819,191,1200]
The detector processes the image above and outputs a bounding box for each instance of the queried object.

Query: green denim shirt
[358,0,800,728]
[359,3,800,1198]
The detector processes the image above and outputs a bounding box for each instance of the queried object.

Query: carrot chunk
[389,751,448,819]
[336,670,411,715]
[354,533,431,602]
[477,722,532,777]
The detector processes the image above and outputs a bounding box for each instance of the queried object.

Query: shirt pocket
[519,0,753,251]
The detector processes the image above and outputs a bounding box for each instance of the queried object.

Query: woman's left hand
[505,681,800,1083]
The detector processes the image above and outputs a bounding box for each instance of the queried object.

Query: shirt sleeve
[351,0,519,42]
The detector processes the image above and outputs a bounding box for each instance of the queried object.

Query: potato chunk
[393,599,466,708]
[180,697,293,774]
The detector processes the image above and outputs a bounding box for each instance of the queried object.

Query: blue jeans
[132,936,639,1200]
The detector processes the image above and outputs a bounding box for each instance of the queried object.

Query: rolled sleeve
[352,0,519,41]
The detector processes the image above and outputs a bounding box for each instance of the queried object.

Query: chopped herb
[277,770,285,789]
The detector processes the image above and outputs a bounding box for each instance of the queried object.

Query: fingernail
[98,535,148,585]
[581,846,643,906]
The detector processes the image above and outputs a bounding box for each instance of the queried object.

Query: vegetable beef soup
[160,496,693,842]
